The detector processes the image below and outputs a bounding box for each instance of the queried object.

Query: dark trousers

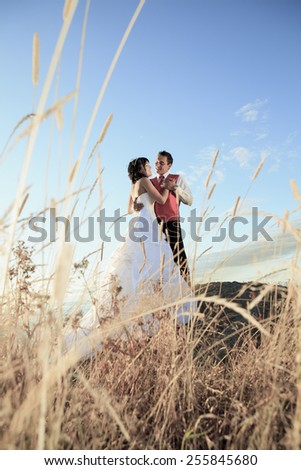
[158,219,190,284]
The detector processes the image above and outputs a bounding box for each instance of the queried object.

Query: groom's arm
[176,175,193,205]
[164,175,193,205]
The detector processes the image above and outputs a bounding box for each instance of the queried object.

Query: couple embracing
[64,151,196,358]
[129,150,192,285]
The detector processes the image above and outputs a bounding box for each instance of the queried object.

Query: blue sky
[0,0,300,285]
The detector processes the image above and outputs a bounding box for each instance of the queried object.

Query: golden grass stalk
[69,160,79,183]
[232,196,240,218]
[66,0,91,187]
[97,153,103,209]
[70,200,79,219]
[211,148,219,169]
[100,241,104,261]
[88,114,113,160]
[53,243,74,305]
[32,33,40,87]
[196,246,212,260]
[252,154,266,180]
[199,293,270,336]
[205,170,212,189]
[43,91,76,122]
[202,205,213,220]
[78,155,102,224]
[81,177,99,218]
[208,182,216,200]
[1,186,32,230]
[0,114,35,163]
[282,210,289,234]
[18,193,29,217]
[66,0,145,206]
[159,253,165,286]
[37,338,51,450]
[78,372,130,442]
[205,149,219,188]
[97,113,113,146]
[62,0,145,239]
[248,284,275,311]
[55,106,64,131]
[1,0,78,296]
[63,0,76,22]
[4,92,76,169]
[290,179,301,201]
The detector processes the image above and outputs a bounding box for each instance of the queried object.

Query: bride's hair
[128,157,149,183]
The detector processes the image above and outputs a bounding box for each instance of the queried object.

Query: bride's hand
[133,198,144,212]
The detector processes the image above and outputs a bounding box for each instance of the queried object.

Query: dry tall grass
[1,0,301,452]
[1,252,301,450]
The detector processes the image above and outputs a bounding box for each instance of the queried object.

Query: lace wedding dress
[64,192,196,358]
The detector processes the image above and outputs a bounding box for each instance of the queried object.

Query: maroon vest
[151,174,180,221]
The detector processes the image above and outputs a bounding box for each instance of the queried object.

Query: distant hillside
[193,281,288,361]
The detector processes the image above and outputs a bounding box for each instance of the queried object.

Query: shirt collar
[157,171,170,180]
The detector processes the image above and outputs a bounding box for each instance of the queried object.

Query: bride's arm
[127,192,134,213]
[141,178,169,204]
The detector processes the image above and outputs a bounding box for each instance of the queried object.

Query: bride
[64,157,197,358]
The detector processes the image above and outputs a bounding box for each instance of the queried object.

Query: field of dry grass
[1,255,301,450]
[1,0,301,451]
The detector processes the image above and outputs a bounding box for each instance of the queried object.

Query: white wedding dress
[64,192,197,359]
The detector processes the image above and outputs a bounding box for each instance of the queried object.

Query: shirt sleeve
[175,175,193,206]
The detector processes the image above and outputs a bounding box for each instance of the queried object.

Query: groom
[135,150,193,284]
[152,151,192,284]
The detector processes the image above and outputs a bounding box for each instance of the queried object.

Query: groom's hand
[133,198,144,212]
[163,177,178,192]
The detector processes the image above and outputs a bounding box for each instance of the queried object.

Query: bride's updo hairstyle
[128,157,149,183]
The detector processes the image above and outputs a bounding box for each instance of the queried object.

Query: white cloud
[195,145,218,161]
[185,165,211,185]
[235,99,268,123]
[223,146,254,169]
[186,145,222,185]
[243,109,258,122]
[195,226,299,277]
[215,169,225,182]
[268,162,280,174]
[255,132,269,141]
[285,131,298,145]
[230,129,251,138]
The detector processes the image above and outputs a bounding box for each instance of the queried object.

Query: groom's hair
[158,150,173,165]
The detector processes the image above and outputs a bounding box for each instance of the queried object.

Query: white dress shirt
[157,172,193,206]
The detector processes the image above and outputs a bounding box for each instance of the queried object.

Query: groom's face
[155,155,172,175]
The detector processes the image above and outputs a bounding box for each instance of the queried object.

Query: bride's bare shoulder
[136,177,149,188]
[140,177,151,186]
[132,179,149,197]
